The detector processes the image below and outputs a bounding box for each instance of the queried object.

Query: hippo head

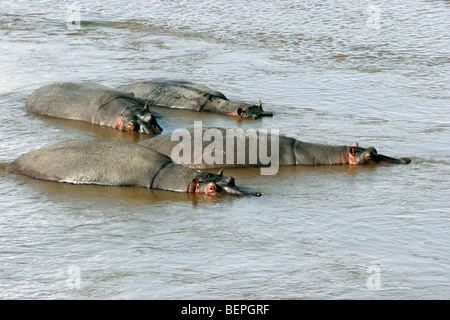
[228,100,273,119]
[348,142,411,165]
[115,105,163,134]
[134,108,163,134]
[188,169,261,197]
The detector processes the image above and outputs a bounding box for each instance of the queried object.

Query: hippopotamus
[6,139,258,197]
[25,82,163,134]
[138,127,411,171]
[115,79,273,119]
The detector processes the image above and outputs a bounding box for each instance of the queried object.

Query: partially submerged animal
[6,139,258,196]
[116,79,273,119]
[139,127,411,169]
[26,82,163,134]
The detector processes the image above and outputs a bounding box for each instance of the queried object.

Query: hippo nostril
[236,107,244,117]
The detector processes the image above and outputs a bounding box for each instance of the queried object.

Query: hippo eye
[204,183,218,194]
[125,121,136,132]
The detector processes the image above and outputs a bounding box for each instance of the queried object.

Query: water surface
[0,0,449,299]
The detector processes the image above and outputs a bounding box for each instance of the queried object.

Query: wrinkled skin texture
[6,139,256,196]
[26,82,163,134]
[116,79,273,119]
[139,127,411,169]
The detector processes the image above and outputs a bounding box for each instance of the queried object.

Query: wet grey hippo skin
[26,82,163,134]
[6,139,258,196]
[115,79,273,119]
[139,127,411,169]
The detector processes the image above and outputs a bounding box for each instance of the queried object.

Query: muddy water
[0,0,449,299]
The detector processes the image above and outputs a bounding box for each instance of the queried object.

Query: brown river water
[0,0,449,299]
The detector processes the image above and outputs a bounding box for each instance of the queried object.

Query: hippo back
[7,139,172,187]
[25,82,142,122]
[116,79,228,111]
[139,127,297,169]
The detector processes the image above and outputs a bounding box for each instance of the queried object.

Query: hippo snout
[229,101,273,119]
[139,121,163,134]
[190,172,261,197]
[248,106,274,119]
[371,153,411,165]
[257,111,274,117]
[151,123,163,134]
[349,144,410,165]
[400,158,411,164]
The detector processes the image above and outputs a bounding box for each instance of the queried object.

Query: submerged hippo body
[6,139,256,196]
[139,127,411,169]
[116,79,273,119]
[26,82,163,134]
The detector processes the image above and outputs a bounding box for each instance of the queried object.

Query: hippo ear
[188,177,200,193]
[144,101,149,110]
[217,168,223,176]
[257,100,262,109]
[353,141,359,147]
[349,146,356,156]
